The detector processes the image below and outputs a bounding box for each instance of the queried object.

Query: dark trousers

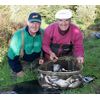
[8,52,40,73]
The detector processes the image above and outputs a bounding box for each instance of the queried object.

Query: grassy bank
[0,38,100,93]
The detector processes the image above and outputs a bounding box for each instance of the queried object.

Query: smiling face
[57,19,71,31]
[27,21,41,36]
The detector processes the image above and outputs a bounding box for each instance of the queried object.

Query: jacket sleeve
[73,29,84,57]
[8,30,22,59]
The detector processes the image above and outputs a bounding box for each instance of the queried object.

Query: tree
[94,6,100,24]
[75,5,96,30]
[37,5,71,24]
[10,5,37,23]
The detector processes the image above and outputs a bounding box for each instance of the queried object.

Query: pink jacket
[42,22,84,57]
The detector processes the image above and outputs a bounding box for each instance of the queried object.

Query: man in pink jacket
[42,9,84,64]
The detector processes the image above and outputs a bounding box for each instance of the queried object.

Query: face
[57,19,71,31]
[27,21,41,35]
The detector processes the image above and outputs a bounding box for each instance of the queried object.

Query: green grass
[0,38,100,93]
[62,38,100,94]
[0,48,38,88]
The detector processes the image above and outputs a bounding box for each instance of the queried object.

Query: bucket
[38,56,83,89]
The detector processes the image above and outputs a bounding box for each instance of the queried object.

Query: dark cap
[28,12,41,23]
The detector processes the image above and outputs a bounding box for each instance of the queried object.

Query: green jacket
[8,26,44,60]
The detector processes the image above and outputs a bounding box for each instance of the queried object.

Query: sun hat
[55,9,72,19]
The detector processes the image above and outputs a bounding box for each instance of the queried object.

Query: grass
[0,47,38,88]
[0,38,100,93]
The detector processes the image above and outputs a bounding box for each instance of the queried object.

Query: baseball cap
[28,12,41,23]
[55,9,72,19]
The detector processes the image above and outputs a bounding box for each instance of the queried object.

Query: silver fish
[68,79,82,88]
[44,75,58,87]
[48,76,59,82]
[53,64,61,72]
[44,76,52,84]
[53,79,69,88]
[40,74,44,78]
[53,77,73,88]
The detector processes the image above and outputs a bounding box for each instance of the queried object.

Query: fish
[68,79,82,88]
[40,74,44,78]
[42,73,82,89]
[53,64,61,72]
[44,75,58,87]
[53,79,70,88]
[48,76,59,82]
[44,76,52,84]
[52,76,73,88]
[61,68,68,72]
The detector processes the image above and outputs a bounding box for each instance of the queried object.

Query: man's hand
[49,51,58,62]
[16,71,24,77]
[39,59,44,65]
[76,57,84,64]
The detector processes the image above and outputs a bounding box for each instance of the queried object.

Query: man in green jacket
[8,12,44,77]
